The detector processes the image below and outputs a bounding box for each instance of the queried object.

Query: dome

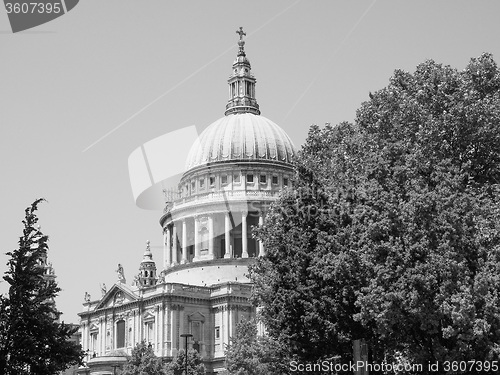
[185,113,296,171]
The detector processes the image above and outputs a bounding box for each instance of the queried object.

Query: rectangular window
[221,175,228,184]
[144,322,154,344]
[272,176,278,184]
[233,174,241,183]
[192,321,202,342]
[191,181,196,191]
[90,332,98,353]
[260,175,267,184]
[247,174,254,183]
[210,177,215,187]
[116,320,125,348]
[215,327,220,339]
[199,178,205,188]
[283,177,289,187]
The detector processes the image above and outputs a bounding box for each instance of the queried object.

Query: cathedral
[77,29,296,374]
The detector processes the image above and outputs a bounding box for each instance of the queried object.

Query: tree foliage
[0,199,84,374]
[122,341,166,375]
[224,319,290,375]
[250,53,500,372]
[164,348,205,375]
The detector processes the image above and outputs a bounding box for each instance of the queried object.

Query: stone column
[131,312,135,350]
[179,306,185,348]
[208,214,214,259]
[224,306,230,348]
[172,224,178,265]
[100,318,105,356]
[259,214,265,256]
[194,216,200,261]
[159,305,164,356]
[241,213,248,258]
[170,306,177,355]
[135,311,140,345]
[181,219,187,264]
[165,227,171,268]
[165,305,171,356]
[82,323,87,354]
[224,212,231,258]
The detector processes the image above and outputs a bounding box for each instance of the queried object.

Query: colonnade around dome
[160,160,293,282]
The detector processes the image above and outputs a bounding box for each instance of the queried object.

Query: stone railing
[170,190,280,210]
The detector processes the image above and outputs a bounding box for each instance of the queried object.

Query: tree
[0,199,84,374]
[250,53,500,372]
[122,341,166,375]
[224,319,290,375]
[354,53,500,368]
[250,122,371,364]
[164,348,205,375]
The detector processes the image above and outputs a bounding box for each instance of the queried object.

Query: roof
[185,113,296,171]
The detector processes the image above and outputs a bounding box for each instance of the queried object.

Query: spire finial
[146,240,150,250]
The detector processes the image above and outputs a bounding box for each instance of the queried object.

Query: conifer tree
[0,199,83,374]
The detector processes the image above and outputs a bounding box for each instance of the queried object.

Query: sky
[1,0,500,323]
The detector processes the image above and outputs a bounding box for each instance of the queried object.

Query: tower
[160,27,295,286]
[33,225,57,286]
[225,27,260,116]
[138,240,157,287]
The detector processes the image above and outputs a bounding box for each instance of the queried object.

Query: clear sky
[1,0,500,323]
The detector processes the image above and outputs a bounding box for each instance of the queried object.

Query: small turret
[33,226,56,284]
[139,240,157,287]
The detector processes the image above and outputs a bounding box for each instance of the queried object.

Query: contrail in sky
[82,0,301,153]
[283,0,377,122]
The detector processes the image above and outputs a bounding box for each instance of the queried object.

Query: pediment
[94,283,138,310]
[143,311,155,321]
[188,311,205,322]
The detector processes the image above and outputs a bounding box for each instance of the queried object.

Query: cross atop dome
[236,27,247,57]
[225,27,260,116]
[236,26,246,40]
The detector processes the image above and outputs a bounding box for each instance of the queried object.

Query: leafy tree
[250,53,500,372]
[224,319,290,375]
[0,199,84,374]
[354,53,500,369]
[122,341,166,375]
[250,122,371,364]
[164,348,205,375]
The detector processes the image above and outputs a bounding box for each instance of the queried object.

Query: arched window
[200,227,209,251]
